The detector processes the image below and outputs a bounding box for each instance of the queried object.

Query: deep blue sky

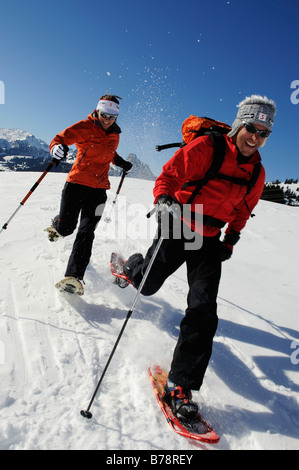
[1,0,298,181]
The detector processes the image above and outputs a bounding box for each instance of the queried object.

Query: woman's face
[98,112,117,131]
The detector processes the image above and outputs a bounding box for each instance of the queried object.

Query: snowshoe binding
[110,253,132,288]
[163,380,203,429]
[149,366,220,444]
[44,225,62,242]
[55,277,84,295]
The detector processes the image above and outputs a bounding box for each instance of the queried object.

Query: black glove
[219,243,233,261]
[51,144,69,166]
[155,195,181,238]
[220,229,240,262]
[114,155,133,173]
[155,195,174,216]
[223,230,241,247]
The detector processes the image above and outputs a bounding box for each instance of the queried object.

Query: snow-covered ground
[0,171,298,450]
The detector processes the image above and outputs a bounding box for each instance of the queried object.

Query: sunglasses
[100,112,118,121]
[242,122,271,138]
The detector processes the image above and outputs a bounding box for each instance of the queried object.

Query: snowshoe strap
[170,386,191,402]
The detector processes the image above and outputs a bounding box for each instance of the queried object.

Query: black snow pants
[125,231,222,390]
[53,182,107,280]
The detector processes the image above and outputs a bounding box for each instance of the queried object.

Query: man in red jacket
[45,94,132,295]
[122,95,276,423]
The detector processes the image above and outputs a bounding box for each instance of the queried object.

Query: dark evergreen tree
[261,184,286,204]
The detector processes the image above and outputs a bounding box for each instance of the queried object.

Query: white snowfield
[0,171,298,450]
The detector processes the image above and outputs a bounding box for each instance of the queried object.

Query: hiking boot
[163,380,199,423]
[123,253,144,283]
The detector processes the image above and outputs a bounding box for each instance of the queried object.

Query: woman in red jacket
[45,94,132,295]
[122,95,276,424]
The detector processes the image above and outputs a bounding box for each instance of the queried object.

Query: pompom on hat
[228,95,276,145]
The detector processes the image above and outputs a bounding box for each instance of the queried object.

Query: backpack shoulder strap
[245,161,261,195]
[182,132,226,205]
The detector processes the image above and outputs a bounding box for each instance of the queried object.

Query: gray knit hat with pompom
[228,95,276,145]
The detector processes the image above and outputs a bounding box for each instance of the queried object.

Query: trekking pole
[104,169,128,223]
[0,159,56,235]
[80,234,164,419]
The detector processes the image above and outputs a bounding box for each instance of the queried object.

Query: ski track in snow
[0,172,298,450]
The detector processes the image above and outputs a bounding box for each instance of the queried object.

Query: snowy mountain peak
[110,153,156,180]
[0,128,49,152]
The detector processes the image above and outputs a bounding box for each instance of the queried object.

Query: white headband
[96,99,119,115]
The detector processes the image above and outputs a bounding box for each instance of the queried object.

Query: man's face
[234,123,268,157]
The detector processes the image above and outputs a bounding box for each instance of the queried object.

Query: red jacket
[50,111,121,189]
[153,135,266,237]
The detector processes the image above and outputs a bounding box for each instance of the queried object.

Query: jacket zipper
[77,148,87,165]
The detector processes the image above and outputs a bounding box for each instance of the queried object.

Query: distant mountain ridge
[0,128,49,154]
[0,128,156,180]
